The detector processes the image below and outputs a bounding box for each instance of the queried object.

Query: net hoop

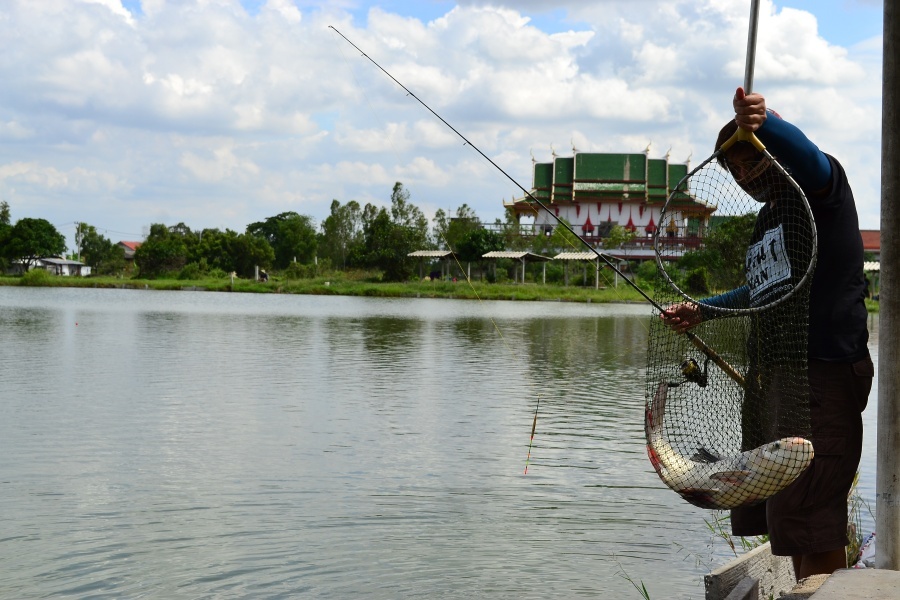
[652,148,818,316]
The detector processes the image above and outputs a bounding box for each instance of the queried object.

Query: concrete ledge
[809,568,900,599]
[781,574,829,599]
[705,542,795,600]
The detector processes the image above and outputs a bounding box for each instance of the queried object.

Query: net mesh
[645,148,817,510]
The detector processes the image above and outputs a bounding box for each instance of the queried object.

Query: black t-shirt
[806,155,869,361]
[743,154,868,363]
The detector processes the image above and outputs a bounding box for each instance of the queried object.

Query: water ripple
[0,287,879,599]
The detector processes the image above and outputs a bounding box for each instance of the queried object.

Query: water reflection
[0,287,879,599]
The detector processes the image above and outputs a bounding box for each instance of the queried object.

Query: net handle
[719,0,765,154]
[744,0,760,95]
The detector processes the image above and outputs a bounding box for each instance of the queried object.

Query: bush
[635,259,668,292]
[208,268,228,279]
[282,262,317,280]
[178,262,204,280]
[635,260,658,282]
[684,267,711,296]
[20,268,54,286]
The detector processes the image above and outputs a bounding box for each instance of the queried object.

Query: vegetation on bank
[1,185,879,311]
[2,266,649,304]
[3,262,879,312]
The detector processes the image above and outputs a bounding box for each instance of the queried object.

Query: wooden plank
[723,576,758,600]
[705,543,795,600]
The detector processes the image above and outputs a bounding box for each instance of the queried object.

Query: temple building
[504,149,716,260]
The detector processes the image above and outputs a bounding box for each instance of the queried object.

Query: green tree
[2,217,66,271]
[224,229,275,277]
[431,208,450,248]
[602,224,637,252]
[76,222,126,275]
[434,204,481,250]
[168,222,194,238]
[188,228,223,269]
[357,183,431,281]
[0,201,11,272]
[498,208,530,251]
[678,213,756,291]
[134,223,189,278]
[320,199,364,268]
[184,227,274,278]
[363,207,419,281]
[247,212,317,269]
[530,218,581,256]
[390,182,429,249]
[456,227,505,279]
[277,213,317,267]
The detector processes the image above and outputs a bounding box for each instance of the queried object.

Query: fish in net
[645,139,817,510]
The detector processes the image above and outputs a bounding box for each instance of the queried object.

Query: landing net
[644,148,817,510]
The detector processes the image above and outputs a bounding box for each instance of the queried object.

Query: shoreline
[0,275,649,304]
[1,276,880,312]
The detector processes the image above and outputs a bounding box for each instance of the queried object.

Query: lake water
[0,287,880,599]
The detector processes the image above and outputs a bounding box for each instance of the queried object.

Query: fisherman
[660,88,873,580]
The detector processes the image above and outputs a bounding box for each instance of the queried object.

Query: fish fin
[709,470,751,485]
[691,448,722,464]
[679,489,723,509]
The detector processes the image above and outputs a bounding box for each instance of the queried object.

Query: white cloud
[179,141,261,183]
[82,0,136,26]
[263,0,302,24]
[0,120,33,140]
[0,161,129,194]
[0,0,884,248]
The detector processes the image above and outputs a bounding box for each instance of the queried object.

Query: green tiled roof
[647,158,668,201]
[572,153,648,200]
[532,162,553,202]
[552,157,574,203]
[668,162,688,187]
[517,151,706,214]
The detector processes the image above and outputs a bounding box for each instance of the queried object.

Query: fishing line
[328,25,744,389]
[329,25,654,306]
[436,229,546,475]
[331,28,548,473]
[330,26,631,307]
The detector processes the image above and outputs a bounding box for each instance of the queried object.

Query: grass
[4,271,882,313]
[0,272,651,304]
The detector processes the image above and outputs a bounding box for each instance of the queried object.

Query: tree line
[0,184,517,282]
[4,184,756,289]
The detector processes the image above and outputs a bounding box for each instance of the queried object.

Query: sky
[0,0,885,251]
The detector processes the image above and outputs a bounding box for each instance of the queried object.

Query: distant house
[118,241,142,260]
[118,241,142,274]
[41,257,91,276]
[9,257,91,276]
[860,230,880,261]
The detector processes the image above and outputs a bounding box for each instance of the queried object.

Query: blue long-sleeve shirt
[701,112,868,361]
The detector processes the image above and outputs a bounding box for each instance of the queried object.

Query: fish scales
[645,382,814,510]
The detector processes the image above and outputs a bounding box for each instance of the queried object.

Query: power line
[54,221,144,239]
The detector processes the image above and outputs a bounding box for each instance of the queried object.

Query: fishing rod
[329,25,744,388]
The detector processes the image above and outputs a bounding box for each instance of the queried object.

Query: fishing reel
[669,356,710,388]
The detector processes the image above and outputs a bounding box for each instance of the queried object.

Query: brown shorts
[731,354,873,556]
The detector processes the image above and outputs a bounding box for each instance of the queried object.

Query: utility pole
[877,0,900,571]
